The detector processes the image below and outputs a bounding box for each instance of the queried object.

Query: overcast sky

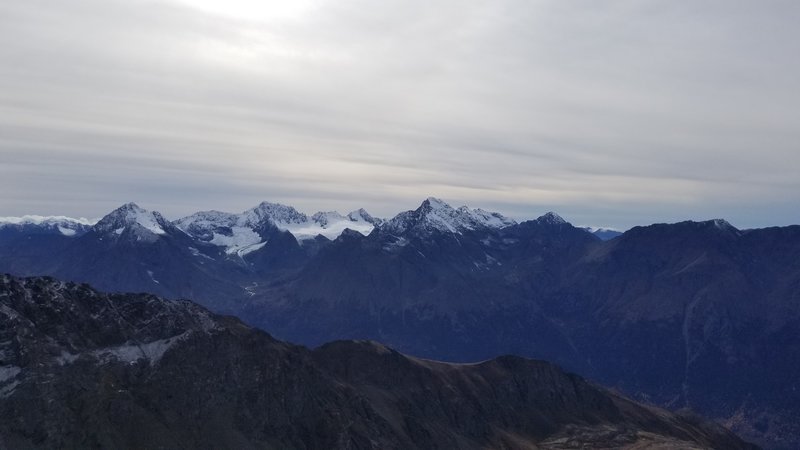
[1,0,798,229]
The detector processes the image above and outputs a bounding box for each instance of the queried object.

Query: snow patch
[210,226,262,254]
[57,226,76,236]
[131,209,166,235]
[236,241,267,257]
[56,351,79,366]
[58,332,194,366]
[281,220,374,241]
[146,270,160,284]
[0,366,21,383]
[188,247,214,260]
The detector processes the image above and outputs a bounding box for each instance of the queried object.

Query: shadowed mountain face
[243,215,800,449]
[0,275,756,450]
[0,199,798,447]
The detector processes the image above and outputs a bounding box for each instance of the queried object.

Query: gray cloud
[1,0,798,229]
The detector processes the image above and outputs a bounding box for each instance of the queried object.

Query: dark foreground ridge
[0,275,756,449]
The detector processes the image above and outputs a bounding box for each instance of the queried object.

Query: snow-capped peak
[242,202,308,227]
[709,218,736,231]
[174,202,381,254]
[347,208,383,226]
[0,215,97,227]
[383,198,517,236]
[701,218,741,237]
[173,210,238,231]
[535,212,567,225]
[0,215,97,237]
[311,211,347,227]
[422,197,450,211]
[94,203,170,238]
[460,207,517,229]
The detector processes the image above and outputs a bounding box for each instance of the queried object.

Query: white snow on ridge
[57,332,192,367]
[93,203,171,238]
[281,219,375,241]
[0,215,97,226]
[174,210,238,230]
[176,202,382,253]
[468,208,516,228]
[0,215,96,236]
[383,197,517,235]
[236,241,267,257]
[129,208,166,235]
[535,211,567,225]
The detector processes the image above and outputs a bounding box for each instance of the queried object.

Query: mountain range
[0,275,757,449]
[1,197,798,448]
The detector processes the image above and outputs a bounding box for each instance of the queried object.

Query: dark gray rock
[0,275,757,449]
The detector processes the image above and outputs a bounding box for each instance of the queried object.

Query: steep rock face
[553,222,800,449]
[0,275,756,450]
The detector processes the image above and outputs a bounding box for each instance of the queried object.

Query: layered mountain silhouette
[0,275,757,449]
[1,198,798,447]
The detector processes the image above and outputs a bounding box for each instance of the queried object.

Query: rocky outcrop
[0,275,756,449]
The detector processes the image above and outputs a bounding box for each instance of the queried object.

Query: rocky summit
[0,275,756,450]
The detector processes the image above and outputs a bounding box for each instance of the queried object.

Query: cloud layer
[1,0,798,229]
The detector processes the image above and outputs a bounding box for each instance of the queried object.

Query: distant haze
[1,0,798,230]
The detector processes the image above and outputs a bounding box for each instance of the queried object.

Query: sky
[1,0,798,230]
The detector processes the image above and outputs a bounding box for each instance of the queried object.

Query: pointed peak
[254,200,282,209]
[347,208,383,226]
[383,198,514,235]
[698,218,740,236]
[347,208,368,220]
[101,202,150,220]
[114,202,143,213]
[311,211,346,227]
[709,218,736,230]
[251,201,302,215]
[244,201,307,225]
[95,203,168,237]
[420,197,452,211]
[536,212,567,225]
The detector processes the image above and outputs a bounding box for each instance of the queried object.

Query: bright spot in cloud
[174,0,318,21]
